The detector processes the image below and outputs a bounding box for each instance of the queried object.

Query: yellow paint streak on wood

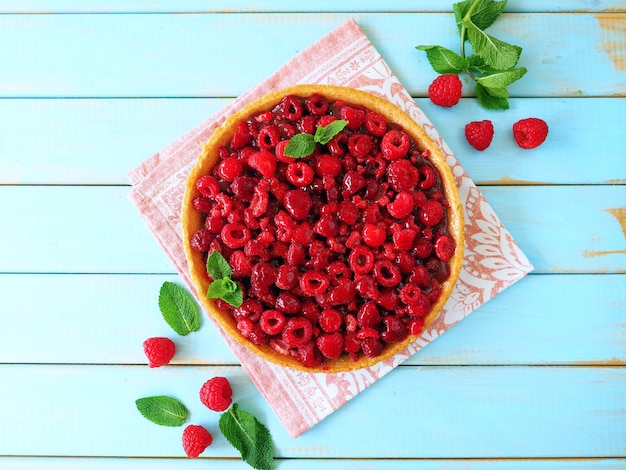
[606,207,626,238]
[596,13,626,71]
[478,176,541,185]
[583,207,626,258]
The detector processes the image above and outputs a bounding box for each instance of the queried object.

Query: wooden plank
[0,0,624,14]
[1,97,623,186]
[0,457,625,470]
[0,364,624,458]
[1,274,623,365]
[0,13,624,98]
[1,185,624,274]
[480,186,626,273]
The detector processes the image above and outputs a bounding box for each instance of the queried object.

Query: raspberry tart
[182,85,464,372]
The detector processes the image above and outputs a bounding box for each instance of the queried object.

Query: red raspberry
[464,120,494,151]
[142,337,175,368]
[418,165,438,190]
[380,130,410,161]
[182,424,213,458]
[380,315,409,344]
[387,191,414,219]
[230,121,251,150]
[249,150,277,178]
[386,159,419,192]
[362,223,386,248]
[256,124,281,151]
[284,189,313,221]
[259,309,287,335]
[419,200,444,227]
[316,332,344,359]
[199,376,233,412]
[361,337,383,358]
[340,105,365,131]
[364,111,387,137]
[428,74,463,107]
[513,117,549,149]
[434,234,457,262]
[282,317,314,348]
[319,308,343,333]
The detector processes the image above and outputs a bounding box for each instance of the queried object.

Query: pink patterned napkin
[127,19,533,438]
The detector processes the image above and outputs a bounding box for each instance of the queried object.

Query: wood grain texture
[1,4,624,467]
[1,97,623,185]
[0,364,624,458]
[0,459,625,470]
[0,13,624,98]
[1,274,623,366]
[1,0,624,13]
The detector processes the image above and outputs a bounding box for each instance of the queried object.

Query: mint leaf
[464,20,521,70]
[284,120,347,158]
[469,0,507,30]
[416,45,469,74]
[206,250,232,280]
[314,119,348,145]
[455,0,507,31]
[207,278,242,307]
[221,288,243,308]
[475,82,510,110]
[135,396,188,427]
[475,66,527,89]
[453,0,472,32]
[467,54,501,74]
[158,282,201,336]
[284,133,315,158]
[207,278,229,299]
[219,403,274,470]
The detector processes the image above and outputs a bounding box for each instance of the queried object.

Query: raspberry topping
[189,92,458,368]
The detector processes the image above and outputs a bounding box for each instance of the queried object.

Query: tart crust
[182,85,464,373]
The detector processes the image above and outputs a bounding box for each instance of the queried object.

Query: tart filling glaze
[182,85,464,372]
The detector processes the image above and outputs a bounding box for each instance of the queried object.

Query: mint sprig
[206,250,243,307]
[135,396,188,427]
[158,281,201,336]
[284,119,348,158]
[219,403,274,470]
[417,0,527,110]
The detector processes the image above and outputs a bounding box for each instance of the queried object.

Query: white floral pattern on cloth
[127,19,533,438]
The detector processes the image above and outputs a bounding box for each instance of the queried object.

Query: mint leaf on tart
[205,250,243,307]
[206,249,232,280]
[219,403,274,470]
[313,119,348,145]
[284,133,316,158]
[158,281,201,336]
[135,396,188,427]
[417,0,527,110]
[284,119,348,158]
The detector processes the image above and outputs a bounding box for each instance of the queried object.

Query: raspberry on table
[199,376,233,412]
[464,120,494,151]
[427,74,463,107]
[142,337,176,368]
[182,424,213,458]
[513,117,549,149]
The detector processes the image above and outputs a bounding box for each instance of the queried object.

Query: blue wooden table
[1,2,625,469]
